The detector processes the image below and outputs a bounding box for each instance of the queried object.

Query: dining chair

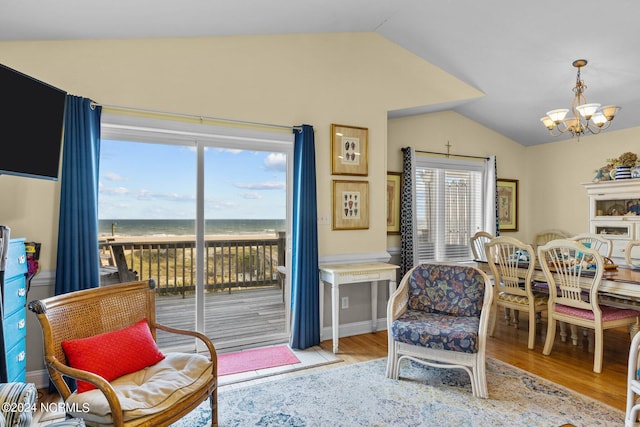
[470,231,494,262]
[626,240,640,268]
[484,236,548,350]
[599,240,640,312]
[533,229,570,251]
[568,233,613,259]
[538,239,640,373]
[386,263,493,398]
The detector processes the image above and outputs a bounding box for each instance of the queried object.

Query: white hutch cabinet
[582,180,640,265]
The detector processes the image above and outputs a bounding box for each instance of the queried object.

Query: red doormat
[218,345,301,376]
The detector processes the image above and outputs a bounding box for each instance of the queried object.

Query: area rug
[218,345,301,376]
[171,357,623,426]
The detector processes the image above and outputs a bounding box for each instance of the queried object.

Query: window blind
[414,156,485,263]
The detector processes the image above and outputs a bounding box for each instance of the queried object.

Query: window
[414,156,490,263]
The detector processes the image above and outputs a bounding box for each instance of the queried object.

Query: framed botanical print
[497,178,519,231]
[330,124,368,176]
[332,180,369,230]
[386,172,402,234]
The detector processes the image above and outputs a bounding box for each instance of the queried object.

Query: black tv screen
[0,64,67,180]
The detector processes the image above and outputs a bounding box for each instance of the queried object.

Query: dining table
[474,260,640,306]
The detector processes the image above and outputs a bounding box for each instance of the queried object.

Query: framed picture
[386,172,402,234]
[331,124,368,176]
[497,178,519,232]
[332,180,369,230]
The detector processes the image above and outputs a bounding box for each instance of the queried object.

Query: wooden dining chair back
[569,233,613,259]
[626,240,640,269]
[386,263,493,398]
[470,231,494,262]
[484,236,548,349]
[533,229,570,251]
[538,239,639,373]
[28,279,218,426]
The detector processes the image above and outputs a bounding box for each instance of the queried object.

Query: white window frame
[412,155,492,263]
[100,113,295,347]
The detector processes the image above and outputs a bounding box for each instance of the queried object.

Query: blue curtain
[290,124,319,349]
[54,96,102,295]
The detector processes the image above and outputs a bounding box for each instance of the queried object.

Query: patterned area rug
[171,357,623,426]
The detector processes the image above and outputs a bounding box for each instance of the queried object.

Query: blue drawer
[4,239,26,279]
[8,369,25,383]
[3,276,26,318]
[3,308,26,349]
[6,340,26,383]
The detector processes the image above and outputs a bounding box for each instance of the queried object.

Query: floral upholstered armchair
[386,263,493,398]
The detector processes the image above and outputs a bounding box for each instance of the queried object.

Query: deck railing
[99,232,286,296]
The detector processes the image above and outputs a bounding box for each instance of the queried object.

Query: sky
[98,139,287,220]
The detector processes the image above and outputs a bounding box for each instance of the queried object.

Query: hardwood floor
[318,308,630,412]
[32,307,631,425]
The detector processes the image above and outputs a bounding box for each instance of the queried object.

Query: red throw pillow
[62,318,165,393]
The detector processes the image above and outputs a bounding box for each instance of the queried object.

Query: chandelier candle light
[540,59,621,138]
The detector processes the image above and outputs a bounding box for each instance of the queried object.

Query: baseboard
[321,318,388,343]
[27,368,50,389]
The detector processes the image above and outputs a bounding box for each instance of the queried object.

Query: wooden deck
[154,285,288,353]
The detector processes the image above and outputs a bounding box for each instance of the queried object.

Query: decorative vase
[615,165,632,180]
[633,165,640,179]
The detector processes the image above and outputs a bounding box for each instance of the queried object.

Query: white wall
[387,111,529,242]
[0,33,482,375]
[2,33,639,379]
[526,127,640,240]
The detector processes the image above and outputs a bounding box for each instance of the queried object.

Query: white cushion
[66,352,213,425]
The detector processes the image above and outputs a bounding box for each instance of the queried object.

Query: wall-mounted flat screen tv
[0,63,67,181]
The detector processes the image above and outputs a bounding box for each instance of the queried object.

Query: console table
[319,262,399,353]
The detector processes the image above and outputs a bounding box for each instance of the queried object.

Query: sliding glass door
[100,113,293,352]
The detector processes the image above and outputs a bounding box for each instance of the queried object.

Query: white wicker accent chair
[538,239,640,373]
[484,236,548,350]
[626,331,640,426]
[568,233,613,259]
[386,263,493,398]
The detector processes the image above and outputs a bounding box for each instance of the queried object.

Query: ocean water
[99,219,285,237]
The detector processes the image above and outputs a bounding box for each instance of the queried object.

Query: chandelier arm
[584,123,602,135]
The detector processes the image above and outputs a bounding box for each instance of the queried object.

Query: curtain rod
[412,149,489,160]
[90,102,303,132]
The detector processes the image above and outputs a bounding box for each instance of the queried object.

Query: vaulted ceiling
[3,0,639,146]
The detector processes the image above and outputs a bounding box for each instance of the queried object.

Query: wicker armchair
[386,263,493,398]
[28,279,218,427]
[626,331,640,426]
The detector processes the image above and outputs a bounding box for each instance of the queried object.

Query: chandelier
[540,59,621,137]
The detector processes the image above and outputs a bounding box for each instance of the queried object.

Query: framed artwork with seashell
[332,180,369,230]
[330,124,368,176]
